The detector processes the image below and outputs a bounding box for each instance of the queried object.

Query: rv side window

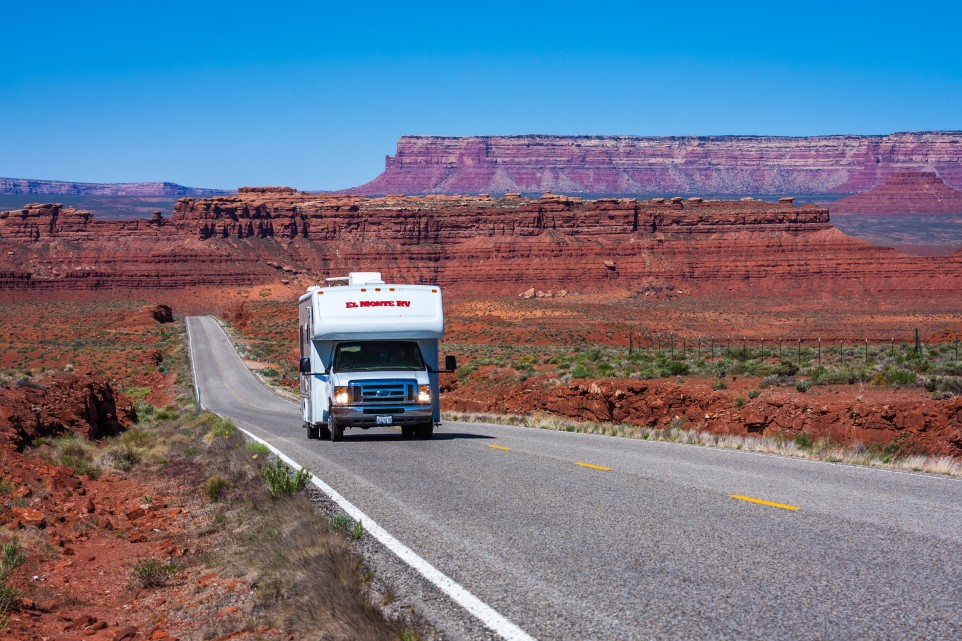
[333,341,426,372]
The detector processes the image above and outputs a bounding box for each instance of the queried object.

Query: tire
[401,425,415,438]
[415,422,434,440]
[330,419,344,442]
[307,422,320,440]
[320,423,331,440]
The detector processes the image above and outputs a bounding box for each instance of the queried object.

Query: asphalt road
[186,315,962,641]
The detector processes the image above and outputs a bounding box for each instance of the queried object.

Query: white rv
[297,272,455,441]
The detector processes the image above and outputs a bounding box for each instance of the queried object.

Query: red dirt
[0,373,276,641]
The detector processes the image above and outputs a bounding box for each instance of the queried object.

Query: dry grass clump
[443,411,962,478]
[196,419,404,640]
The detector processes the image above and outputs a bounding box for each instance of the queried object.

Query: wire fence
[628,330,962,367]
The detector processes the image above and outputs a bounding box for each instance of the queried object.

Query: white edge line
[233,422,536,641]
[186,317,201,410]
[186,318,535,641]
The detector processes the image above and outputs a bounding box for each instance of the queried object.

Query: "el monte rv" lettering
[345,300,412,308]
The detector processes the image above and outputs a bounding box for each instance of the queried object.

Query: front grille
[350,379,416,404]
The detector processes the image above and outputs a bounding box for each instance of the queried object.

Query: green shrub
[121,429,151,447]
[105,443,142,471]
[245,442,271,456]
[773,361,800,376]
[0,543,26,582]
[712,379,728,391]
[570,365,592,379]
[207,476,228,501]
[748,389,760,399]
[794,432,814,450]
[133,401,156,419]
[59,454,101,480]
[734,397,746,408]
[663,361,689,376]
[129,558,177,588]
[260,460,311,499]
[329,514,353,535]
[889,369,917,386]
[794,379,812,393]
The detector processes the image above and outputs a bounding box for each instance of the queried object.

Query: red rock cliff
[3,192,962,297]
[348,132,962,196]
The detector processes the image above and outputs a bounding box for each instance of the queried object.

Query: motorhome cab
[297,272,455,441]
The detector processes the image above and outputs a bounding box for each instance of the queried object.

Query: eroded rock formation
[831,170,962,214]
[0,372,134,451]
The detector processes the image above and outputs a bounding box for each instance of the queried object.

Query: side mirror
[445,355,457,372]
[299,357,311,374]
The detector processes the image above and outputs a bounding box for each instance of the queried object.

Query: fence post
[742,337,747,358]
[710,337,714,359]
[779,338,782,358]
[915,328,922,356]
[864,339,868,366]
[670,335,674,360]
[697,337,701,361]
[818,338,821,366]
[629,329,633,356]
[797,339,801,366]
[956,332,959,361]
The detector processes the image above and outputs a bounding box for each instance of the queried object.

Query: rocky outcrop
[0,372,134,451]
[831,170,962,214]
[348,132,962,196]
[447,378,962,458]
[0,177,226,196]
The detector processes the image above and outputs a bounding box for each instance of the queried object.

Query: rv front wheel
[306,422,320,440]
[330,419,344,442]
[320,423,331,440]
[415,422,434,440]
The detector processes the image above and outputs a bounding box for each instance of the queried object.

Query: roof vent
[348,272,385,286]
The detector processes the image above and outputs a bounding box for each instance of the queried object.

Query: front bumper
[331,404,433,428]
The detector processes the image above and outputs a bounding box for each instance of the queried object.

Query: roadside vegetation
[444,411,962,478]
[447,339,962,398]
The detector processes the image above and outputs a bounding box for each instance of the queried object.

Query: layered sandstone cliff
[830,170,962,214]
[348,132,962,196]
[3,191,961,297]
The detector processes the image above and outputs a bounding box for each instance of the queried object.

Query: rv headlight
[417,385,431,404]
[334,386,349,405]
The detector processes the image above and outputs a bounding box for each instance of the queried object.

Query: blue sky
[1,1,960,190]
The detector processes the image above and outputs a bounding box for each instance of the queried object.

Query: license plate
[376,415,392,425]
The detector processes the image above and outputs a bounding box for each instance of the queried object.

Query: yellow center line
[575,461,612,471]
[729,495,800,511]
[489,444,512,451]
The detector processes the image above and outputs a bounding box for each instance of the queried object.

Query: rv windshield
[333,341,426,372]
